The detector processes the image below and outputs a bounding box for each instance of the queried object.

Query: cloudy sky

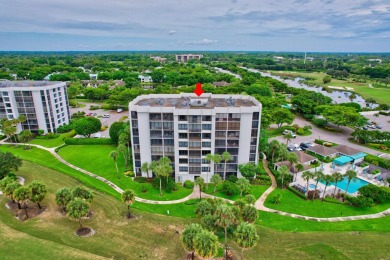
[0,0,389,52]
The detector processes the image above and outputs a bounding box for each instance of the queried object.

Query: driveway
[270,116,390,159]
[70,101,129,137]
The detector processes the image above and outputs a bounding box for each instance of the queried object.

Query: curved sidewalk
[3,141,389,221]
[255,158,390,222]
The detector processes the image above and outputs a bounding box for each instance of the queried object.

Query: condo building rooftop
[133,93,259,109]
[0,80,64,88]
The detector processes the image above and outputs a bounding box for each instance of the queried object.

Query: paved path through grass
[3,140,389,221]
[256,159,390,222]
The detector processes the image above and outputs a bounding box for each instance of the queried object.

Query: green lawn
[264,188,390,218]
[1,161,390,259]
[271,70,390,104]
[203,183,269,201]
[57,145,193,201]
[28,133,69,148]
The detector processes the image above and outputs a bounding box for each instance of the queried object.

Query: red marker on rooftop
[193,83,204,97]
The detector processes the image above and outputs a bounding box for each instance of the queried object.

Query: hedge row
[64,138,114,145]
[365,154,390,169]
[287,185,307,200]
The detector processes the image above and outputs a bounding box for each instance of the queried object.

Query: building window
[179,150,188,155]
[179,133,188,139]
[179,141,188,147]
[179,166,188,172]
[202,115,211,121]
[178,124,188,130]
[179,115,187,121]
[202,124,212,130]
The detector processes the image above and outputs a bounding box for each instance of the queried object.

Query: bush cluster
[152,176,177,193]
[183,180,194,189]
[364,154,390,169]
[133,177,148,183]
[286,185,307,200]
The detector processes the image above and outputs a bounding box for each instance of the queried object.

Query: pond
[242,67,377,108]
[214,67,242,79]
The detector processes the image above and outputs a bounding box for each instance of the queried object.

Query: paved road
[271,116,390,159]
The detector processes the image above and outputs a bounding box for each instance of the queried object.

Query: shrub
[323,197,349,205]
[141,185,147,193]
[90,105,100,110]
[183,180,194,189]
[349,195,374,208]
[250,178,271,185]
[46,132,56,139]
[364,154,390,169]
[358,184,390,203]
[227,175,238,183]
[270,193,282,204]
[64,138,114,145]
[152,176,177,192]
[184,199,201,205]
[37,129,44,136]
[62,130,77,140]
[134,177,148,183]
[359,162,369,168]
[314,139,325,145]
[287,185,306,200]
[312,118,327,127]
[56,123,74,133]
[371,169,381,175]
[101,103,115,110]
[109,121,126,143]
[296,128,305,135]
[124,171,134,177]
[222,181,239,196]
[303,114,314,120]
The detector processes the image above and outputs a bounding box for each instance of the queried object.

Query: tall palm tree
[204,153,214,189]
[141,162,150,178]
[214,204,235,259]
[302,171,313,197]
[121,189,136,218]
[312,171,324,201]
[213,154,222,179]
[332,172,343,197]
[117,144,128,168]
[278,165,289,189]
[284,132,294,145]
[286,152,298,183]
[344,170,357,196]
[268,140,280,163]
[222,151,231,181]
[110,150,120,178]
[321,174,334,202]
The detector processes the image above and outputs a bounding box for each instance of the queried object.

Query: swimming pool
[309,184,316,189]
[320,176,369,194]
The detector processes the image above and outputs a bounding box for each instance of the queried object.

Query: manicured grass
[28,133,69,148]
[57,145,192,201]
[203,183,269,201]
[264,188,390,218]
[0,145,120,199]
[0,161,188,259]
[2,161,390,259]
[272,70,390,104]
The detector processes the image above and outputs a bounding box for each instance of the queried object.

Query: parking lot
[70,101,128,137]
[362,113,390,132]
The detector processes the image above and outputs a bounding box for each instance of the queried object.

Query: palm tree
[204,153,214,189]
[286,152,298,183]
[66,198,90,229]
[194,177,205,199]
[294,163,304,182]
[234,222,259,260]
[321,174,334,202]
[214,204,235,259]
[213,154,222,179]
[344,170,357,197]
[284,132,294,145]
[268,140,280,163]
[110,150,120,178]
[193,229,219,259]
[312,171,324,201]
[141,162,150,178]
[301,171,313,197]
[181,223,203,260]
[278,165,289,189]
[153,157,173,196]
[121,189,136,218]
[117,144,128,168]
[332,172,343,197]
[210,174,222,193]
[13,186,31,219]
[222,151,231,181]
[28,180,47,209]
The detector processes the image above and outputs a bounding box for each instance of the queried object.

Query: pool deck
[293,162,386,198]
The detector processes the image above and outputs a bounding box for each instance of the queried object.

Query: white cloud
[168,30,176,35]
[183,39,218,45]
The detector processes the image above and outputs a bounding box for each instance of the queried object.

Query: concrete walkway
[2,140,389,221]
[255,159,390,222]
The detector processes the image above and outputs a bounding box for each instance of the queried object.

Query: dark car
[299,142,311,150]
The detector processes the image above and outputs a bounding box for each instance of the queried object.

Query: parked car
[282,130,296,138]
[102,114,110,118]
[86,113,92,116]
[92,113,97,117]
[376,125,382,129]
[363,125,368,130]
[117,108,123,113]
[288,144,302,151]
[299,142,311,150]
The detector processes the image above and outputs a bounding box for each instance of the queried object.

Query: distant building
[176,54,203,63]
[273,56,284,60]
[150,56,167,63]
[367,59,382,63]
[89,74,98,80]
[0,81,70,134]
[212,81,231,87]
[138,75,153,83]
[129,93,262,182]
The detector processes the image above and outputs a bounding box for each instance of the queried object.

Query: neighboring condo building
[129,93,262,182]
[0,81,70,134]
[175,54,203,63]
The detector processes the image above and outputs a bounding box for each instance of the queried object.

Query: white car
[102,114,110,118]
[282,130,296,138]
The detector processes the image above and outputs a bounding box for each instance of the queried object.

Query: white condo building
[0,81,70,134]
[129,93,262,182]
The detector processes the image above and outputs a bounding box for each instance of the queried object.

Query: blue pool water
[320,177,369,194]
[309,184,316,189]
